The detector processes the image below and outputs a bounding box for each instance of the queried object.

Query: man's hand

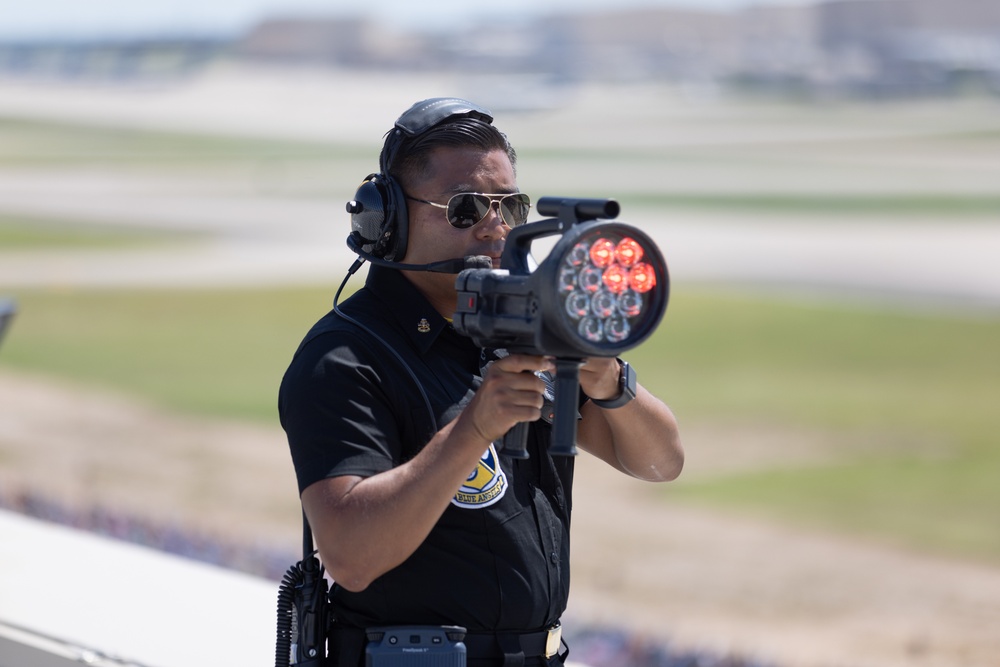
[465,353,554,443]
[578,356,622,401]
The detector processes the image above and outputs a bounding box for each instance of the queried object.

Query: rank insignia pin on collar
[417,318,431,334]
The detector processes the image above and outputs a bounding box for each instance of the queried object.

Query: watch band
[590,359,637,409]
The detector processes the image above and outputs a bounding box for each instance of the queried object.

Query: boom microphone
[347,233,493,273]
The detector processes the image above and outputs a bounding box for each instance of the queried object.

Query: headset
[345,97,495,265]
[333,97,500,456]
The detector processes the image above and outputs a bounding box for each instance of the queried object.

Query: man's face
[400,145,519,314]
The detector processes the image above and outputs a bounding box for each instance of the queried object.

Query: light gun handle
[500,421,531,459]
[548,358,583,456]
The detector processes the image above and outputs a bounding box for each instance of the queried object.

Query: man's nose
[478,201,509,236]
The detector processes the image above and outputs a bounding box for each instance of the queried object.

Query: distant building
[533,5,822,88]
[818,0,1000,95]
[0,37,226,81]
[1,0,997,98]
[234,17,431,70]
[528,0,999,95]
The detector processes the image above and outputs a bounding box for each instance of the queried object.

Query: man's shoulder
[295,304,385,355]
[290,283,416,366]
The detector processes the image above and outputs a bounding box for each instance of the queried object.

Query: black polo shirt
[278,264,573,633]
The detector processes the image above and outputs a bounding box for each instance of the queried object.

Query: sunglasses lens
[447,193,531,228]
[501,194,531,227]
[447,194,488,228]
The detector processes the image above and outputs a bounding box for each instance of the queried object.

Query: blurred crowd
[564,626,777,667]
[1,490,776,667]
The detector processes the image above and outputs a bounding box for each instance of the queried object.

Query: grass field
[0,117,356,166]
[0,213,201,249]
[2,283,998,565]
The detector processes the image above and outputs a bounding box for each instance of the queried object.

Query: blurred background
[1,1,999,666]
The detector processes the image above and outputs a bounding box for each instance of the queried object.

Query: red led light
[629,262,657,293]
[615,238,644,267]
[589,238,616,268]
[602,264,630,294]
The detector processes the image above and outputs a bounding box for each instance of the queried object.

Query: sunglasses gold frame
[406,192,531,229]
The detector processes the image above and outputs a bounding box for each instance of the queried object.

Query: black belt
[329,623,563,666]
[463,624,563,661]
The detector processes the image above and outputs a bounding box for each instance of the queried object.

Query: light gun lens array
[558,235,659,344]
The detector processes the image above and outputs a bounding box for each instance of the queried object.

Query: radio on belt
[365,625,467,666]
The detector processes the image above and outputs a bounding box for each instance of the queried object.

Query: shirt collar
[365,264,451,354]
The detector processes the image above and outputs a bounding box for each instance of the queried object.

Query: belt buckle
[544,624,562,659]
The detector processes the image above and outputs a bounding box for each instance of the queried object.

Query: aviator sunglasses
[406,192,532,229]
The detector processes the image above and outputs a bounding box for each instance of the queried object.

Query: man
[279,98,683,667]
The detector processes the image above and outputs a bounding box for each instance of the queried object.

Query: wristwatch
[590,358,637,409]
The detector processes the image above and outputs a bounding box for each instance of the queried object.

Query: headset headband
[379,97,494,174]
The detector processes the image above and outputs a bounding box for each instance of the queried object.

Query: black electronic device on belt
[365,626,467,667]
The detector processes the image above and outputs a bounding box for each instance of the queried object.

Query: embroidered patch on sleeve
[452,443,508,509]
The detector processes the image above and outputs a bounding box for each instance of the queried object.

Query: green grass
[0,286,337,421]
[0,214,199,249]
[637,292,1000,437]
[0,115,370,199]
[1,285,999,564]
[0,116,367,166]
[664,452,1000,563]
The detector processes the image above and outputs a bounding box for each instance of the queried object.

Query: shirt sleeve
[279,329,404,495]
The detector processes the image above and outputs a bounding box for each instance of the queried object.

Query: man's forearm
[578,385,683,482]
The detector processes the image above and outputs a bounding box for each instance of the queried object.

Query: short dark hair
[386,117,517,190]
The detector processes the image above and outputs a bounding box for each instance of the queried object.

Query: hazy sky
[0,0,822,39]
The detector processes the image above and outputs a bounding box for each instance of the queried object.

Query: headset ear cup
[348,174,408,261]
[384,176,408,261]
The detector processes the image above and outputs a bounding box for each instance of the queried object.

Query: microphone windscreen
[464,255,493,270]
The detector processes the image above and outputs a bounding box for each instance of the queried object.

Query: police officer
[278,98,683,667]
